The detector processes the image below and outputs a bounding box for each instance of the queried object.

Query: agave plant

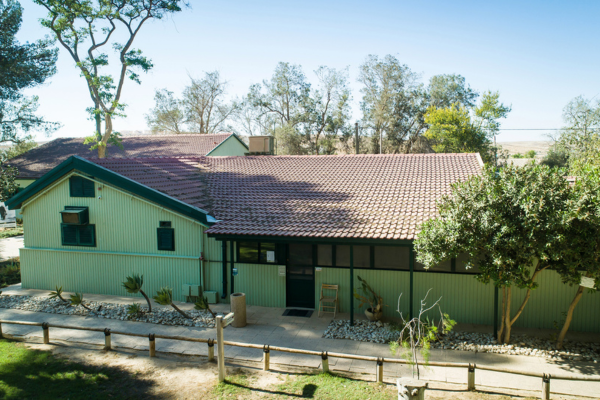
[49,286,69,304]
[194,291,216,318]
[153,287,191,319]
[127,303,143,318]
[70,292,92,311]
[122,274,152,313]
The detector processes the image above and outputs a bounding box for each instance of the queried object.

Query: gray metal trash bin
[230,292,247,328]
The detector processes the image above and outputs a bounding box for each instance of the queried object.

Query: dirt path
[22,340,588,400]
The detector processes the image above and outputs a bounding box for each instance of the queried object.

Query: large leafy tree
[0,0,58,144]
[145,89,185,134]
[424,91,510,163]
[415,164,572,344]
[358,54,428,154]
[428,74,478,109]
[34,0,187,158]
[553,163,600,349]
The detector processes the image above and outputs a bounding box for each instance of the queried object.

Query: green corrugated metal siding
[206,136,247,156]
[510,270,600,332]
[21,248,200,301]
[23,174,202,256]
[234,263,286,308]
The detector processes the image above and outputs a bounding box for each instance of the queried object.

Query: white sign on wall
[278,265,286,277]
[266,251,275,263]
[580,276,596,289]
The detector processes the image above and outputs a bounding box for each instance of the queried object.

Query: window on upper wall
[61,224,96,247]
[374,246,410,270]
[237,242,280,264]
[317,245,333,266]
[157,227,175,251]
[69,176,95,198]
[336,245,370,268]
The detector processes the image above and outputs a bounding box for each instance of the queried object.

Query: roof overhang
[6,155,215,227]
[206,233,414,246]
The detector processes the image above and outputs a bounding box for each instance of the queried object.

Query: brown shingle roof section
[9,133,236,179]
[92,153,482,241]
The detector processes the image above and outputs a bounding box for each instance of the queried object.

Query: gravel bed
[324,319,600,363]
[0,294,215,328]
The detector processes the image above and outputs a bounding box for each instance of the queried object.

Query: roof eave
[6,155,215,227]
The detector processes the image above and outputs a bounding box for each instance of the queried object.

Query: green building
[6,153,600,333]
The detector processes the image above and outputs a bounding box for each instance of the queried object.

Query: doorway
[286,243,315,308]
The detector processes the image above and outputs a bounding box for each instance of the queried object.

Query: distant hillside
[497,141,552,158]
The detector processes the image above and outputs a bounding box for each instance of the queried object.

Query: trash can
[230,292,247,328]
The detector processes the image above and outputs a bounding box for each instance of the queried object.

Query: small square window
[157,228,175,251]
[61,224,96,247]
[159,221,172,228]
[69,176,95,198]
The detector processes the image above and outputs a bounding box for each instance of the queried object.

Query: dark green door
[286,244,315,308]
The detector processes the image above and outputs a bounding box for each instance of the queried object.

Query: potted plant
[353,275,385,321]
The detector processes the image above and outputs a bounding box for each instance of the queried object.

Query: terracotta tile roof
[8,133,236,179]
[91,153,483,241]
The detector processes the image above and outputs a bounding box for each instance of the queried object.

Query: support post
[376,358,384,383]
[148,334,156,357]
[263,345,270,371]
[221,241,227,299]
[208,338,215,362]
[350,245,354,326]
[493,286,499,341]
[0,322,3,339]
[217,316,226,382]
[409,244,414,320]
[104,329,111,350]
[542,374,551,400]
[230,241,235,295]
[321,352,329,373]
[467,364,476,391]
[42,322,49,344]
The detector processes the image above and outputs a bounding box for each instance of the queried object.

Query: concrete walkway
[0,235,23,261]
[1,285,599,398]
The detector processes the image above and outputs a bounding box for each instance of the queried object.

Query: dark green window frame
[61,224,96,247]
[236,241,281,264]
[69,176,95,198]
[157,228,175,251]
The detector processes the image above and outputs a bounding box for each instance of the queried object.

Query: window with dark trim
[157,228,175,251]
[61,224,96,247]
[69,176,95,198]
[237,242,280,264]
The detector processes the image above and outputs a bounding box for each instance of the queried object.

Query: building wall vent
[248,136,275,155]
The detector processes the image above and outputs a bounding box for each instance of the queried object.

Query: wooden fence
[1,319,598,400]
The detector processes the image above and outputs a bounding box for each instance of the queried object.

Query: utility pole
[355,122,359,154]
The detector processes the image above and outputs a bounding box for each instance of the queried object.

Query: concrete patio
[0,283,599,398]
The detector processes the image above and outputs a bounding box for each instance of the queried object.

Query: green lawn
[0,227,23,239]
[0,340,156,399]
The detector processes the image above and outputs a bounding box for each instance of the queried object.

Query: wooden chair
[318,284,339,318]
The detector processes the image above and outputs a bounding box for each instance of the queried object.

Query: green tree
[541,148,569,168]
[423,91,510,163]
[524,150,536,158]
[0,0,59,144]
[553,163,600,349]
[34,0,187,158]
[428,74,478,109]
[415,164,572,344]
[145,89,186,134]
[358,54,428,154]
[0,138,37,162]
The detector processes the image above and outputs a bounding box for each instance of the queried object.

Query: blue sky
[16,0,600,142]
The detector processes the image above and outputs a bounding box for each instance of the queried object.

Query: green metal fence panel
[233,263,286,308]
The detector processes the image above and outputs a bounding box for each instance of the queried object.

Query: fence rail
[0,319,598,399]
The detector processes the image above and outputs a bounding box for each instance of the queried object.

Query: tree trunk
[556,286,585,350]
[510,266,548,326]
[140,289,152,313]
[98,114,113,158]
[170,302,191,319]
[497,287,506,341]
[502,287,512,344]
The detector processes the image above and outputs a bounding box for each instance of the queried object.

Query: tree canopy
[415,163,573,344]
[0,0,59,144]
[34,0,187,157]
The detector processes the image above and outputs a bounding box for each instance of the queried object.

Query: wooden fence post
[148,334,156,357]
[376,358,384,383]
[208,338,215,362]
[542,374,551,400]
[468,363,476,391]
[104,329,111,350]
[42,322,49,344]
[217,316,226,382]
[321,352,329,373]
[0,322,3,339]
[263,345,270,371]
